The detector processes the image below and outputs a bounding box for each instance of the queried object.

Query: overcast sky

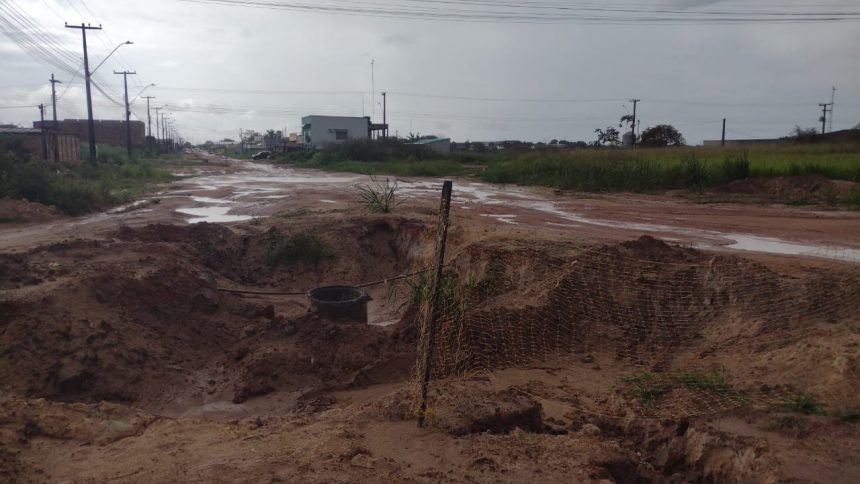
[1,0,859,144]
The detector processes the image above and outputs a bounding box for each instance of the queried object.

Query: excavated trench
[2,214,859,481]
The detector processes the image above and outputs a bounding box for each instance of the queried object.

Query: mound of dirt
[710,174,860,205]
[0,197,61,224]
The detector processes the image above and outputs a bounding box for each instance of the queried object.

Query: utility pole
[65,23,102,163]
[830,86,836,133]
[154,107,162,147]
[382,91,387,139]
[49,74,62,161]
[38,104,47,160]
[721,118,726,146]
[114,70,137,157]
[629,99,640,147]
[819,102,832,134]
[143,96,155,141]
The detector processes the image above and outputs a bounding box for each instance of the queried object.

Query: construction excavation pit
[1,207,859,482]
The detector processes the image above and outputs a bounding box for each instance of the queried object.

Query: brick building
[0,127,82,163]
[33,119,145,147]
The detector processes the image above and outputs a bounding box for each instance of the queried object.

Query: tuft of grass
[675,369,747,403]
[264,233,332,267]
[760,415,806,435]
[833,409,860,423]
[355,176,401,213]
[620,368,745,406]
[619,372,673,404]
[781,394,826,415]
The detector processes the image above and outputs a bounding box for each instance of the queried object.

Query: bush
[0,144,171,215]
[354,176,400,213]
[265,233,332,267]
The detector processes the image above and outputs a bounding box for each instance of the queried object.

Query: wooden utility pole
[721,118,726,146]
[629,99,640,147]
[38,104,47,160]
[65,23,102,163]
[49,74,62,161]
[418,180,453,428]
[382,91,387,139]
[143,96,155,141]
[819,102,832,134]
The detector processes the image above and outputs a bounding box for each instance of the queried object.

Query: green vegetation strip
[1,141,175,215]
[619,369,746,405]
[268,141,860,195]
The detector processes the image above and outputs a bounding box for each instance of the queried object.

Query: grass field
[480,144,860,192]
[277,143,860,196]
[0,142,176,215]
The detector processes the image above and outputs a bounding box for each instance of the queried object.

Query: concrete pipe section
[307,285,370,324]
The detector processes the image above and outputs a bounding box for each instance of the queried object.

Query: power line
[179,0,860,24]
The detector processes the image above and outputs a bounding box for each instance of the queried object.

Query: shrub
[265,233,332,267]
[355,176,400,213]
[782,394,825,415]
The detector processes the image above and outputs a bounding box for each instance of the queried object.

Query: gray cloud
[1,0,858,143]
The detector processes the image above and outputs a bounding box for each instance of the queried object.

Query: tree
[594,126,621,146]
[789,125,819,138]
[639,124,685,147]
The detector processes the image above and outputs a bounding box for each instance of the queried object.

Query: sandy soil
[1,150,859,483]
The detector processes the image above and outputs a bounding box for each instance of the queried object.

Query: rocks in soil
[432,388,544,436]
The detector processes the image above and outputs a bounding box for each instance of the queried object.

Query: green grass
[1,142,174,216]
[619,368,746,406]
[833,409,860,423]
[278,141,860,194]
[264,233,332,267]
[293,158,467,177]
[619,372,673,404]
[781,394,826,415]
[480,145,860,192]
[354,176,401,213]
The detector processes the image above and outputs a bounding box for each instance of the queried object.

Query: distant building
[0,127,81,163]
[301,115,373,148]
[33,119,145,147]
[409,136,451,155]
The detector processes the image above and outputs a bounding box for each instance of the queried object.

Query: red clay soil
[1,158,860,482]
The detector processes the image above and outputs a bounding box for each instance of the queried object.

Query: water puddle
[481,214,519,225]
[191,196,233,204]
[176,206,254,224]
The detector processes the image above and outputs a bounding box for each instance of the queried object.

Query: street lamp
[91,40,133,75]
[130,83,155,105]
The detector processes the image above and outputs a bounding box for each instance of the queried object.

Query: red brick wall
[34,119,145,147]
[3,133,81,163]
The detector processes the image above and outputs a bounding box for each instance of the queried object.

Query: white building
[301,115,370,148]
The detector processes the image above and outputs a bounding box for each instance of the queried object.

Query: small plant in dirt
[833,409,860,423]
[673,369,744,401]
[619,372,672,405]
[265,233,332,267]
[354,176,401,213]
[781,394,826,415]
[760,415,807,437]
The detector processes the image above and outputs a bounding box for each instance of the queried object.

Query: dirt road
[3,150,859,262]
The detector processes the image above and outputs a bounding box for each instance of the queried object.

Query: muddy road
[2,150,859,263]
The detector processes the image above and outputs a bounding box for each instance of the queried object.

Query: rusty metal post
[418,180,453,427]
